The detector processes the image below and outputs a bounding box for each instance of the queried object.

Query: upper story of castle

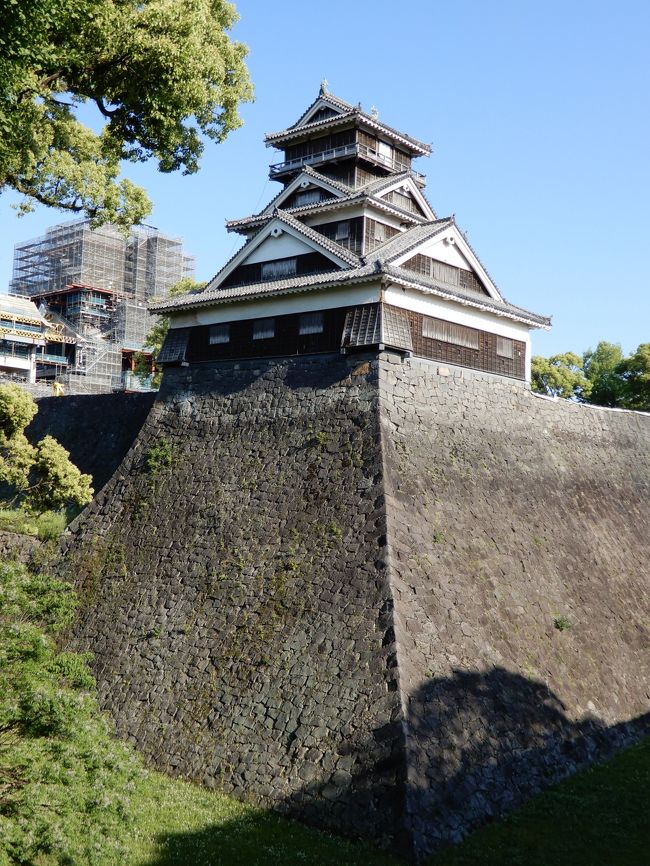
[264,82,431,188]
[153,87,551,383]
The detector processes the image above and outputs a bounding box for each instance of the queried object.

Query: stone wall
[378,356,650,857]
[59,352,650,859]
[61,355,407,848]
[28,392,155,492]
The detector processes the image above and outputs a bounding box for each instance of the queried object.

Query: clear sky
[1,0,649,358]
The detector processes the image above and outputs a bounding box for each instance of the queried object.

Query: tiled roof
[275,210,362,267]
[151,266,378,312]
[384,265,551,328]
[246,166,351,221]
[152,249,550,329]
[159,209,361,303]
[290,90,356,129]
[265,107,431,155]
[227,191,429,234]
[368,219,454,261]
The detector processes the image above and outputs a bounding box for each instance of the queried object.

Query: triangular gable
[387,222,503,301]
[372,176,436,220]
[260,170,349,216]
[208,214,357,292]
[289,89,355,130]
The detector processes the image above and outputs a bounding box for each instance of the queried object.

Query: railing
[269,143,425,182]
[39,354,69,365]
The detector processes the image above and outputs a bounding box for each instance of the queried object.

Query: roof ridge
[383,265,551,327]
[274,210,361,266]
[226,191,430,232]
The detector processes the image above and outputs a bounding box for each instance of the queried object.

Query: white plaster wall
[170,284,381,328]
[246,233,314,263]
[383,284,533,380]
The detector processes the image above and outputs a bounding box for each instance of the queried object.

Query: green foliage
[553,615,572,631]
[145,437,177,476]
[617,342,650,412]
[0,385,93,513]
[535,341,650,412]
[0,0,253,227]
[531,352,592,400]
[0,506,67,540]
[0,560,143,865]
[135,278,207,387]
[583,341,626,407]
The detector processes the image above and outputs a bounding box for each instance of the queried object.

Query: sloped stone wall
[61,355,407,848]
[59,352,650,859]
[29,392,155,492]
[379,356,650,857]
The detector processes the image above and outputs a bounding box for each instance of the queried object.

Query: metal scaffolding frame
[9,219,194,393]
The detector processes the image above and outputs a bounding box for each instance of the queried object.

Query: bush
[0,561,143,865]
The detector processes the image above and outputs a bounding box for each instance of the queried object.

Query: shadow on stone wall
[139,666,648,865]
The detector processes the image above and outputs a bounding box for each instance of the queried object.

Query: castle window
[422,317,479,350]
[294,190,321,207]
[496,336,514,358]
[253,318,275,340]
[260,258,297,280]
[209,323,230,345]
[299,312,324,335]
[335,221,350,241]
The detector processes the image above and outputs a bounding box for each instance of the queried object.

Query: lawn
[122,736,650,866]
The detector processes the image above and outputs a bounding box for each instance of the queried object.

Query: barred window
[261,258,297,280]
[496,336,514,358]
[335,221,350,240]
[209,324,230,345]
[253,318,275,340]
[294,190,321,207]
[299,312,324,335]
[422,317,479,350]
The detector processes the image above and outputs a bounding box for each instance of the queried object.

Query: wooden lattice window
[422,317,479,350]
[253,318,275,340]
[209,324,230,345]
[496,336,514,358]
[260,258,297,280]
[299,312,324,335]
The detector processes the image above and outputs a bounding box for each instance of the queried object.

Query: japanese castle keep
[152,84,550,375]
[63,88,650,860]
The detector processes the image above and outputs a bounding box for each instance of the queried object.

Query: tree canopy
[0,384,93,512]
[0,0,253,227]
[532,341,650,412]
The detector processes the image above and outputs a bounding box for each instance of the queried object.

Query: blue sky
[1,0,649,358]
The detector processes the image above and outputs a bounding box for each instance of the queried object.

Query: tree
[134,277,206,385]
[0,559,143,863]
[617,343,650,412]
[583,341,626,407]
[531,352,592,401]
[0,385,93,512]
[0,0,252,227]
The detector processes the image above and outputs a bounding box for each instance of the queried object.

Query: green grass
[0,506,67,540]
[123,769,400,866]
[432,735,650,866]
[115,736,650,866]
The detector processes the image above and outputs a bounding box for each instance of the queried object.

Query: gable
[372,177,436,220]
[261,171,348,216]
[389,224,502,301]
[246,233,316,264]
[290,95,351,130]
[378,188,428,218]
[208,214,359,292]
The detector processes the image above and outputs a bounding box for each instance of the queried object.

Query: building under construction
[9,219,194,393]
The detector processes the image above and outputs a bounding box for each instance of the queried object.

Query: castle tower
[153,86,550,379]
[64,90,649,862]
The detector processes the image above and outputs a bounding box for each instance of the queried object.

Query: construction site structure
[9,219,194,393]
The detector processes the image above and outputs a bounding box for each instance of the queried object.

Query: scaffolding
[9,219,194,394]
